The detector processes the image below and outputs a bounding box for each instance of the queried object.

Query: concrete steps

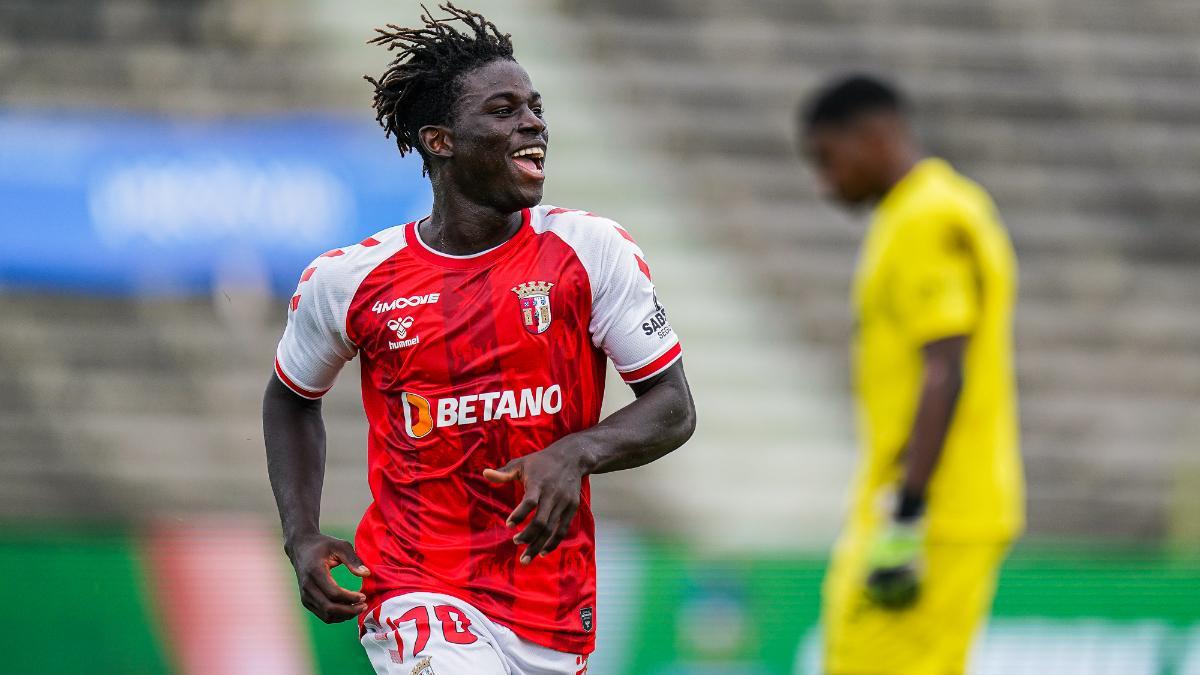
[0,0,1194,543]
[577,0,1200,36]
[567,0,1200,539]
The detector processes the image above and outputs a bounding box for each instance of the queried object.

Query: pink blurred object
[142,519,315,675]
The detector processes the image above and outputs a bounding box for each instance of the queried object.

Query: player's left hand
[864,521,923,610]
[483,441,587,565]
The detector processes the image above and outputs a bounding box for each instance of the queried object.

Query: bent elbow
[669,390,698,449]
[679,401,698,444]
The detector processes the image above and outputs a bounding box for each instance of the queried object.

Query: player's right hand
[864,522,922,610]
[285,533,372,623]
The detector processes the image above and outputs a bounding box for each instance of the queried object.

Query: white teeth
[511,147,545,159]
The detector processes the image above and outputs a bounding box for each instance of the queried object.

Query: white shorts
[360,592,589,675]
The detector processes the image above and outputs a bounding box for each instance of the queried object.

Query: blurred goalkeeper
[797,75,1025,675]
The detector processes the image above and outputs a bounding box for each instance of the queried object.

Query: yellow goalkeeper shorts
[822,530,1009,675]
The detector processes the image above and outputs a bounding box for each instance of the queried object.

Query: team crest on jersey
[410,656,435,675]
[511,281,555,334]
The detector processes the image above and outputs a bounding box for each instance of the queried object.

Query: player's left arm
[867,216,979,608]
[898,335,966,513]
[577,359,696,474]
[484,219,696,564]
[483,361,695,564]
[866,336,967,609]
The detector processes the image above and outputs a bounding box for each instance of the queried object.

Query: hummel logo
[387,316,419,350]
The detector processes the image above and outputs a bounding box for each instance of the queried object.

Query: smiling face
[423,59,548,213]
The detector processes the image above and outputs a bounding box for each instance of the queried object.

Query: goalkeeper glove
[865,492,925,610]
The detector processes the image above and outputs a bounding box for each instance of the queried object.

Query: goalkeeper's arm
[867,334,967,609]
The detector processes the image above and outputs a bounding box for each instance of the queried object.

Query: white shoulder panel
[532,205,681,383]
[273,224,408,397]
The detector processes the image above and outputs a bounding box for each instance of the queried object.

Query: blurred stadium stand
[565,0,1200,540]
[0,0,329,113]
[0,0,855,552]
[0,0,387,523]
[1,0,1198,548]
[2,1,1199,673]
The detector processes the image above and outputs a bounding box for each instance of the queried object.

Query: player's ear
[419,125,453,160]
[862,112,903,152]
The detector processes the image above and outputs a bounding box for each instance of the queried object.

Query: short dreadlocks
[365,3,515,173]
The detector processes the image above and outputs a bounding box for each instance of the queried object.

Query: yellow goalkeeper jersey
[848,158,1024,541]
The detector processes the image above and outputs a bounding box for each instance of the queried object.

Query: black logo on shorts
[580,606,594,632]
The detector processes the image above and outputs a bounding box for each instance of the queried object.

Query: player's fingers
[482,458,523,483]
[482,468,515,483]
[316,599,366,623]
[517,530,547,564]
[331,541,371,577]
[538,497,578,555]
[517,501,562,563]
[506,493,539,528]
[513,495,554,544]
[307,565,367,606]
[540,500,579,556]
[301,587,365,623]
[525,517,560,562]
[300,591,325,619]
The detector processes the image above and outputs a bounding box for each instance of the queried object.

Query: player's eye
[492,107,512,116]
[531,105,544,117]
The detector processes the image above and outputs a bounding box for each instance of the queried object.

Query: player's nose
[516,106,546,135]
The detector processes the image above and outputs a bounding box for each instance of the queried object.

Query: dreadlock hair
[802,74,906,133]
[365,3,515,174]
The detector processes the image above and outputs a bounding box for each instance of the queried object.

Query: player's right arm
[264,378,369,623]
[263,254,368,623]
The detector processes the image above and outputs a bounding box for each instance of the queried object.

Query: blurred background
[1,0,1198,672]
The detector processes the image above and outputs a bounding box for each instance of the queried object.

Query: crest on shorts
[580,606,594,633]
[511,281,555,334]
[410,656,435,675]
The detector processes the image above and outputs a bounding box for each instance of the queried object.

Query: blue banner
[0,110,432,296]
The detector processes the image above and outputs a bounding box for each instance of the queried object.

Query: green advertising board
[2,528,1197,674]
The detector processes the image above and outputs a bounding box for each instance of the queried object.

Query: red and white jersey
[274,205,681,654]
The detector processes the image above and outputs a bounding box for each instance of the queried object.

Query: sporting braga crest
[511,281,555,334]
[409,656,435,675]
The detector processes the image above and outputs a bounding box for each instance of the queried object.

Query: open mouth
[511,146,546,180]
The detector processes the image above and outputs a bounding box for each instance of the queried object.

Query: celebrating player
[797,75,1025,674]
[263,5,695,673]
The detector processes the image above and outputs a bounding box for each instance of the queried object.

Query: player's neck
[423,191,525,256]
[876,146,922,201]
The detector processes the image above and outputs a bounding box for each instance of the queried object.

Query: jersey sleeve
[274,255,357,398]
[891,216,981,345]
[588,224,682,384]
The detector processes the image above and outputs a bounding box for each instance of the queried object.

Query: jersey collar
[405,208,532,269]
[875,157,949,216]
